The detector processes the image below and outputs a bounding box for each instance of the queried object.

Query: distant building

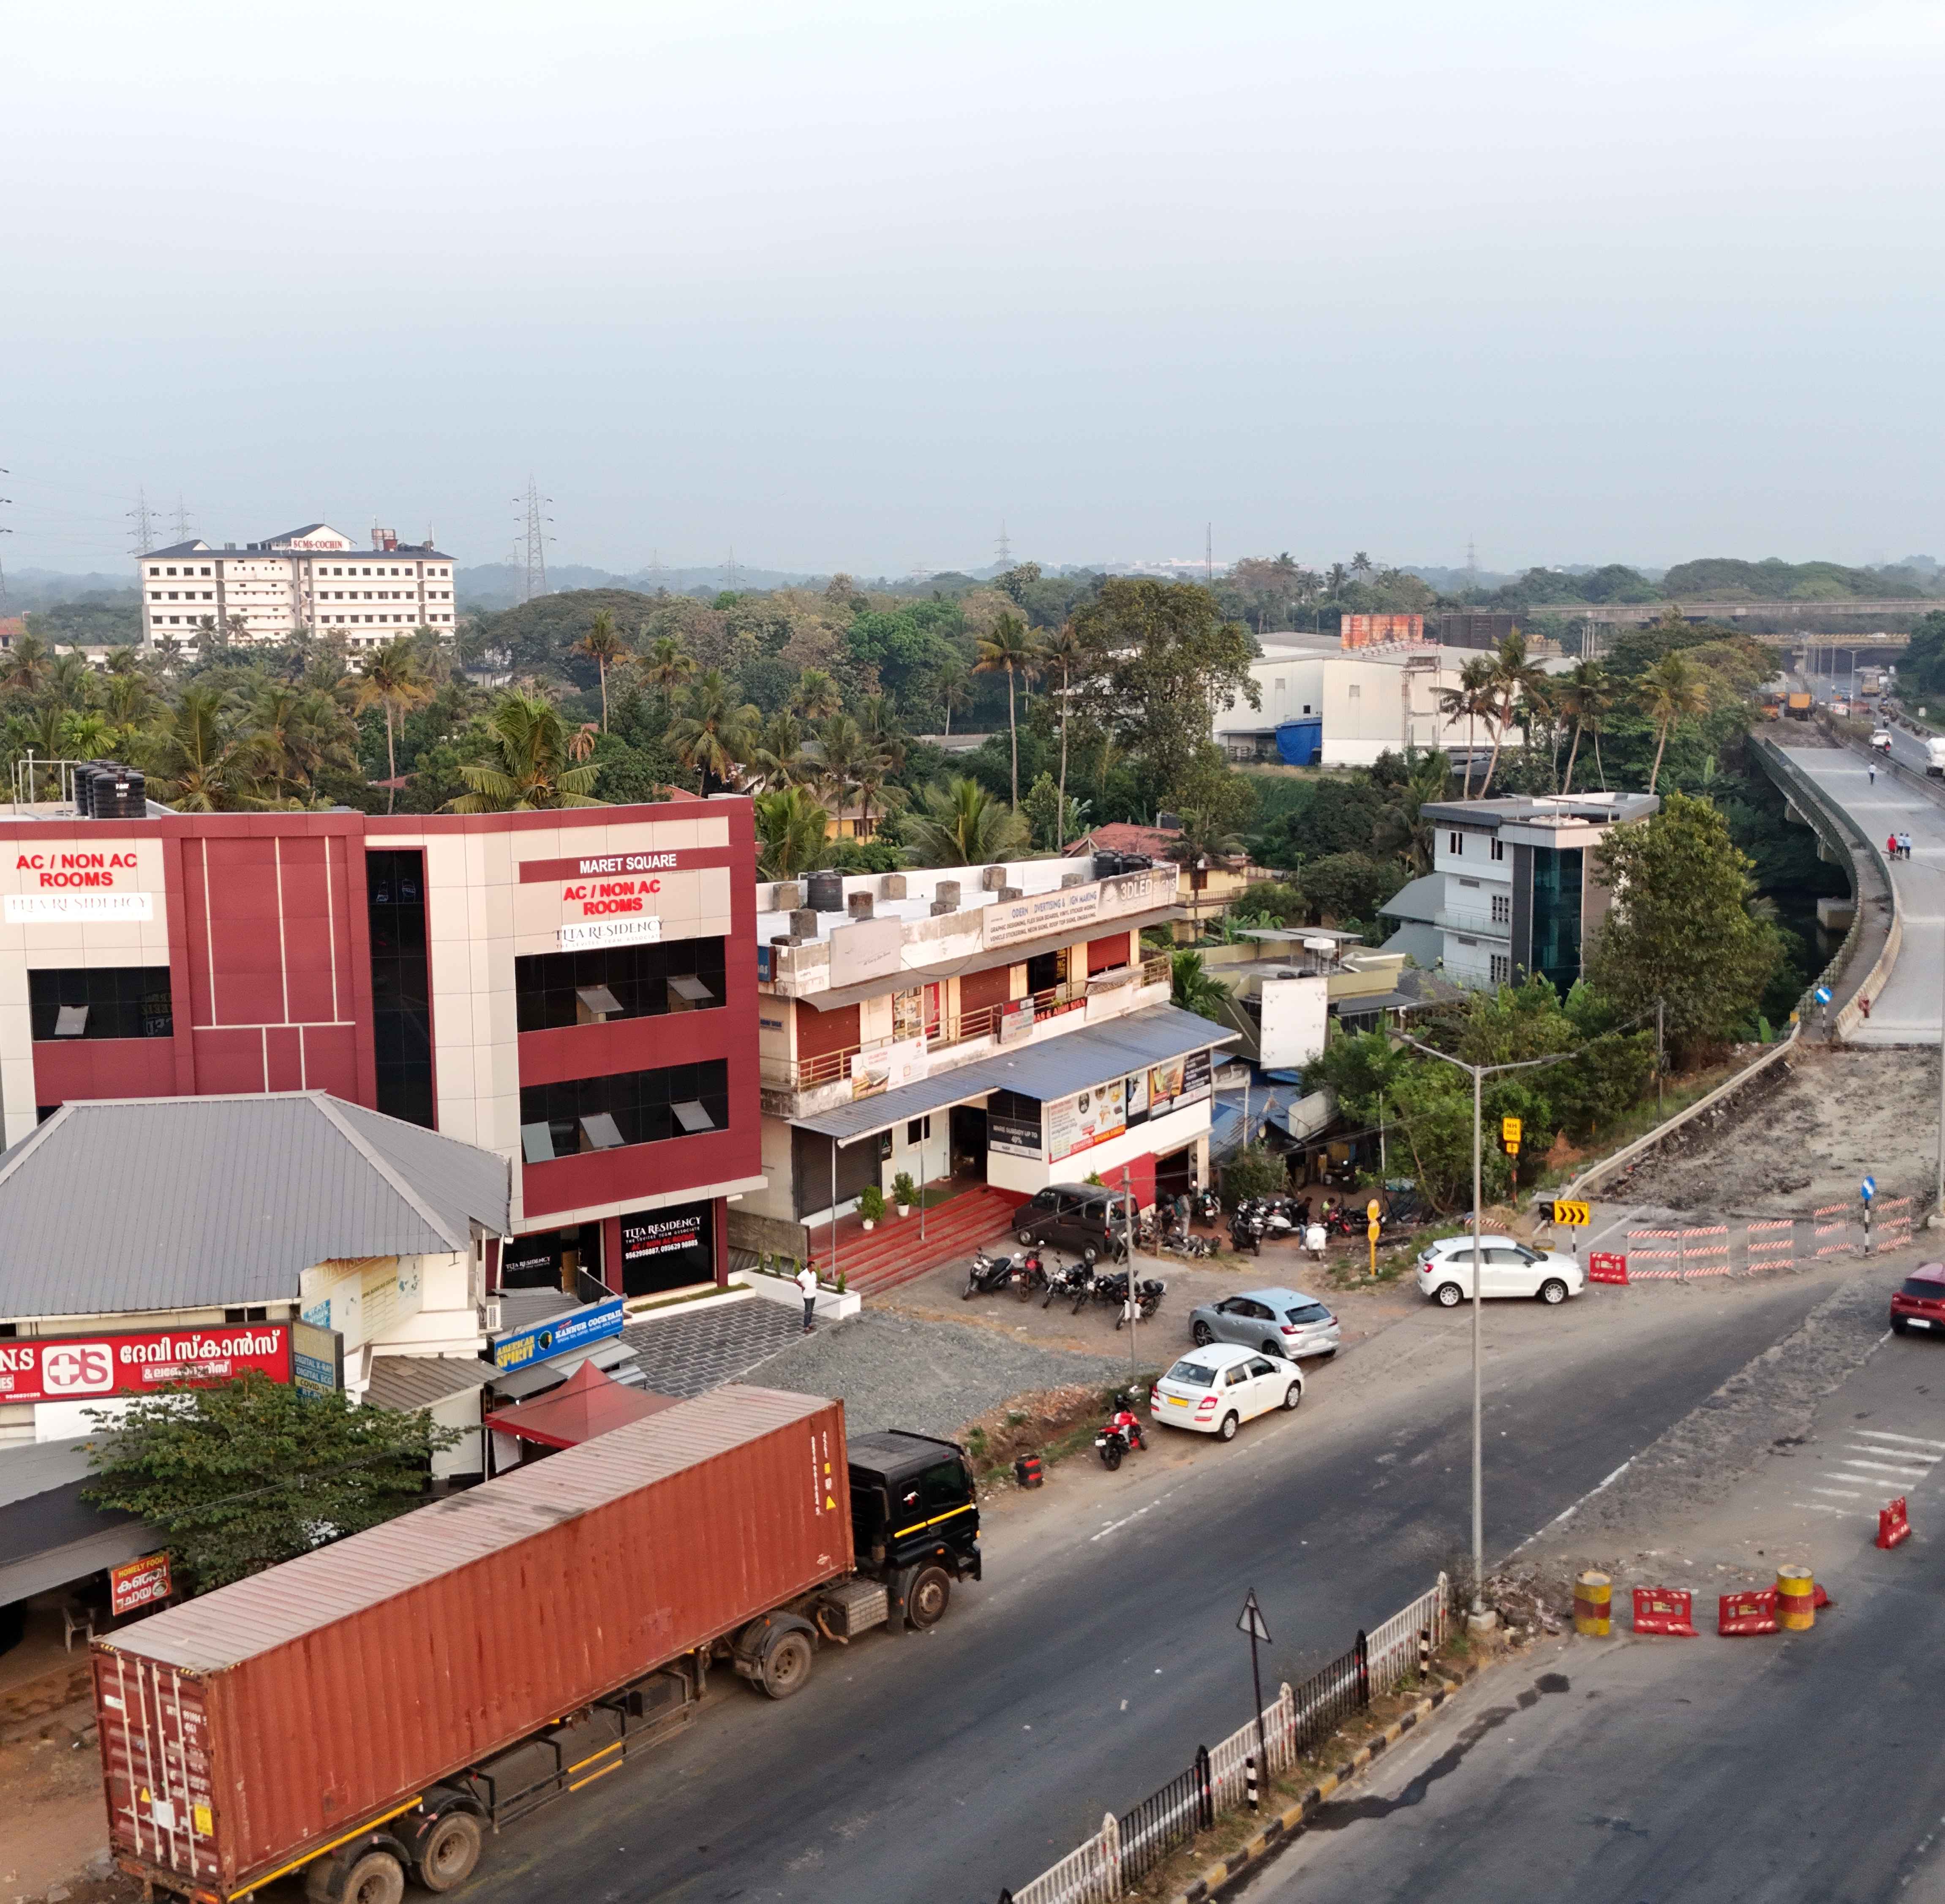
[1401,791,1659,989]
[1437,611,1518,650]
[137,522,458,651]
[1213,640,1470,767]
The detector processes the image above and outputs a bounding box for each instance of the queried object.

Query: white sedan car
[1415,1233,1584,1307]
[1149,1341,1303,1441]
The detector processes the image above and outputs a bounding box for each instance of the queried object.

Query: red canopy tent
[483,1358,679,1453]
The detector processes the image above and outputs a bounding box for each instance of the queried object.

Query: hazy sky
[6,1,1943,578]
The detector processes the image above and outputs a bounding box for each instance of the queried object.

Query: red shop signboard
[0,1323,292,1405]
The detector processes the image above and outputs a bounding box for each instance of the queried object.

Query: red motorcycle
[1095,1395,1147,1471]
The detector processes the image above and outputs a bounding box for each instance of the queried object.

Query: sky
[5,0,1945,580]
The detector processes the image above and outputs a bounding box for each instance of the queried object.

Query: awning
[484,1359,679,1450]
[0,1438,161,1607]
[792,1004,1237,1144]
[797,905,1182,1012]
[365,1355,496,1412]
[488,1336,647,1399]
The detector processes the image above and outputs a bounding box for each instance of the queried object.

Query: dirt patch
[958,1379,1155,1486]
[1617,1045,1940,1218]
[0,1730,127,1904]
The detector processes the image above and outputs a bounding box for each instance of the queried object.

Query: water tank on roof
[806,870,845,913]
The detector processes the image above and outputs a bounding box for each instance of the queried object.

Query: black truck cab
[847,1431,982,1619]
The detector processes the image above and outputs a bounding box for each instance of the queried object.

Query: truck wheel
[758,1629,815,1699]
[306,1850,405,1904]
[906,1564,952,1630]
[414,1814,482,1894]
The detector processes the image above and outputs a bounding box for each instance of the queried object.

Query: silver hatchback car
[1188,1287,1341,1360]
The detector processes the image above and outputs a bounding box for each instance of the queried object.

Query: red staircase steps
[808,1187,1024,1297]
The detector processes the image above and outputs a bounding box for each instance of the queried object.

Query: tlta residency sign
[0,1324,293,1404]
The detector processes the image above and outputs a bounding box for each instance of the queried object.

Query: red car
[1891,1263,1945,1336]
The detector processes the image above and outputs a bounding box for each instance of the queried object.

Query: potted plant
[859,1184,886,1231]
[893,1172,917,1219]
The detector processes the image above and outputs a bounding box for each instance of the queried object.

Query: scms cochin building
[0,789,761,1303]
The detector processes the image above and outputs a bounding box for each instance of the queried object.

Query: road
[1773,735,1944,1044]
[442,1267,1861,1904]
[1237,1309,1945,1904]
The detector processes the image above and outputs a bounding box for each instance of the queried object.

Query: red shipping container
[93,1386,850,1898]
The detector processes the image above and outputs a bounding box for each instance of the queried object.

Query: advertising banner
[621,1203,710,1260]
[290,1321,343,1398]
[1046,1078,1127,1163]
[983,883,1102,951]
[851,1037,927,1100]
[829,915,904,988]
[491,1297,625,1375]
[1125,1068,1151,1126]
[0,1324,292,1404]
[998,1000,1035,1046]
[987,1105,1044,1159]
[110,1552,173,1618]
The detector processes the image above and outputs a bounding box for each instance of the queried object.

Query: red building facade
[0,793,762,1299]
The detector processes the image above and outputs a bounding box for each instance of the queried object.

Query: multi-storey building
[1394,791,1659,989]
[137,522,458,651]
[746,855,1233,1233]
[1213,638,1471,766]
[0,786,760,1303]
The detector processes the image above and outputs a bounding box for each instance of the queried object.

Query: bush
[892,1171,918,1208]
[1220,1142,1288,1207]
[859,1183,887,1222]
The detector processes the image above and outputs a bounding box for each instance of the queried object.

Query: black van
[1014,1183,1130,1262]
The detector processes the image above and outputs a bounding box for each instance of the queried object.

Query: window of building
[1302,702,1313,714]
[148,566,160,576]
[223,1306,269,1325]
[1490,954,1511,984]
[1490,837,1506,862]
[28,967,172,1041]
[1448,831,1463,854]
[515,936,726,1032]
[907,1115,931,1145]
[1347,683,1361,700]
[1274,677,1285,693]
[366,848,434,1129]
[1491,891,1510,924]
[519,1058,730,1161]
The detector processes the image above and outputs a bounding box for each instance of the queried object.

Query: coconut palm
[809,710,869,818]
[1170,949,1233,1023]
[975,611,1037,807]
[1554,660,1616,794]
[667,670,758,794]
[352,639,435,813]
[449,691,605,812]
[0,632,53,699]
[1161,810,1246,904]
[901,775,1030,866]
[1438,654,1496,798]
[1638,651,1711,794]
[642,634,695,715]
[791,667,842,723]
[937,659,972,737]
[1035,620,1092,847]
[574,609,629,730]
[1476,632,1548,798]
[754,785,834,879]
[137,687,258,811]
[746,711,811,792]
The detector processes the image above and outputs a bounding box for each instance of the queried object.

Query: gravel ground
[746,1309,1136,1436]
[1620,1044,1940,1217]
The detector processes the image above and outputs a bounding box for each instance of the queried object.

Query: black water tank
[806,870,845,913]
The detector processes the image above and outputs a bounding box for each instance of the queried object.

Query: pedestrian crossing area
[1792,1427,1945,1519]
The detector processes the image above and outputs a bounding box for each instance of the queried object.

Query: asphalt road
[1238,1311,1945,1904]
[444,1271,1852,1904]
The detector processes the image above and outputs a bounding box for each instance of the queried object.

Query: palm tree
[0,632,53,699]
[859,695,907,777]
[975,611,1036,807]
[901,776,1030,866]
[754,785,834,879]
[809,710,869,819]
[746,711,810,792]
[1438,655,1496,798]
[791,667,842,723]
[1554,660,1615,794]
[574,609,628,730]
[642,634,695,715]
[352,639,435,813]
[937,659,972,737]
[449,692,605,811]
[667,670,758,794]
[1638,651,1711,793]
[103,662,156,729]
[1035,620,1090,847]
[1476,632,1547,798]
[137,687,257,811]
[1170,949,1232,1023]
[1376,747,1452,875]
[1350,550,1374,579]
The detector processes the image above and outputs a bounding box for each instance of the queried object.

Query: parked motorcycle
[1095,1393,1147,1470]
[1229,1209,1265,1255]
[1162,1225,1217,1259]
[1009,1246,1047,1301]
[1115,1276,1167,1329]
[1041,1257,1092,1309]
[1090,1268,1130,1311]
[1066,1260,1100,1314]
[963,1247,1021,1299]
[1193,1187,1223,1227]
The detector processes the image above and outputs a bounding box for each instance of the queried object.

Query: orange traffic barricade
[1877,1496,1912,1549]
[1632,1587,1698,1636]
[1776,1565,1816,1630]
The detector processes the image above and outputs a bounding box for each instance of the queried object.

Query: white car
[1149,1341,1303,1440]
[1414,1233,1584,1307]
[1872,730,1894,753]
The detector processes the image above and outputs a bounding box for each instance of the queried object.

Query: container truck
[91,1386,981,1904]
[1785,691,1814,719]
[1928,737,1945,778]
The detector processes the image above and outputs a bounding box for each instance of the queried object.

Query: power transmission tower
[1465,538,1478,600]
[994,520,1012,568]
[128,487,158,558]
[725,548,739,590]
[512,478,553,602]
[1205,522,1213,585]
[172,495,195,543]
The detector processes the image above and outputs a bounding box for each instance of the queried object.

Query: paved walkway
[619,1295,806,1397]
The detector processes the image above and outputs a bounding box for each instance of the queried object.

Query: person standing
[1888,831,1899,861]
[1868,760,1877,785]
[795,1260,820,1334]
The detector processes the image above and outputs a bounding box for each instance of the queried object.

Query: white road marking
[1851,1429,1945,1453]
[1089,1482,1188,1543]
[1838,1457,1935,1479]
[1810,1485,1868,1499]
[1791,1501,1861,1518]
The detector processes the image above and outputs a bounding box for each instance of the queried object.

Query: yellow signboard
[1552,1200,1591,1228]
[1501,1117,1522,1146]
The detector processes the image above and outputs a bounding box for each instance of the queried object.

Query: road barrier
[1588,1252,1629,1286]
[1632,1587,1699,1636]
[1745,1220,1795,1271]
[1680,1227,1732,1278]
[1776,1566,1817,1631]
[1877,1197,1913,1248]
[1626,1229,1686,1281]
[1719,1589,1780,1636]
[997,1575,1449,1904]
[1573,1570,1613,1636]
[1877,1496,1912,1550]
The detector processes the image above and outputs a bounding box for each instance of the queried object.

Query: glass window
[28,968,172,1041]
[366,848,433,1129]
[515,936,726,1031]
[1285,1303,1331,1324]
[1530,845,1584,993]
[1490,837,1506,862]
[518,1058,730,1159]
[1448,832,1463,854]
[921,1458,971,1514]
[1166,1360,1216,1387]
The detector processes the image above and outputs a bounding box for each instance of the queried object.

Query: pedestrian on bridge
[1869,760,1877,785]
[1888,831,1900,860]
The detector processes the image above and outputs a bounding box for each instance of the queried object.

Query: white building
[138,523,458,652]
[1213,638,1473,768]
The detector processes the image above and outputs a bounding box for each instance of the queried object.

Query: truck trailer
[91,1386,980,1904]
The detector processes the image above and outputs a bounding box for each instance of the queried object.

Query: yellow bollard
[1573,1570,1612,1637]
[1776,1565,1815,1631]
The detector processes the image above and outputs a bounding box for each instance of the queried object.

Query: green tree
[1584,791,1781,1061]
[642,633,695,714]
[902,775,1030,866]
[136,686,258,811]
[1477,631,1547,797]
[1553,660,1615,794]
[1219,1141,1288,1205]
[1437,655,1496,798]
[937,658,972,736]
[574,609,629,730]
[1035,619,1095,846]
[1170,947,1233,1023]
[1299,851,1402,926]
[0,631,54,699]
[667,670,758,794]
[353,640,436,813]
[975,611,1037,807]
[84,1372,454,1594]
[449,691,605,811]
[1637,651,1711,794]
[754,784,834,879]
[746,710,810,792]
[791,666,843,723]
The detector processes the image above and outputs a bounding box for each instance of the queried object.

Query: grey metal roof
[1377,873,1444,924]
[0,1436,95,1511]
[366,1356,495,1412]
[792,1005,1236,1143]
[0,1093,510,1321]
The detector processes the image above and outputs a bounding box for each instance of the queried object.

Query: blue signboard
[490,1296,625,1375]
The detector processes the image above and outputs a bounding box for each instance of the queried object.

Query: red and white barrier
[1877,1496,1912,1550]
[1627,1229,1685,1281]
[1632,1587,1699,1636]
[1744,1219,1795,1273]
[1813,1202,1851,1259]
[1588,1251,1628,1285]
[1877,1197,1913,1247]
[1682,1226,1732,1278]
[1719,1588,1779,1636]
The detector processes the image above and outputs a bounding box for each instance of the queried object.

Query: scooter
[963,1248,1021,1299]
[1009,1246,1047,1301]
[1115,1276,1167,1328]
[1095,1395,1147,1470]
[1229,1209,1265,1256]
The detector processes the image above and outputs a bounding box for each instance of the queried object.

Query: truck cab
[847,1431,982,1597]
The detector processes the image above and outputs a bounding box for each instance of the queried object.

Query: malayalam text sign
[0,1324,292,1404]
[110,1552,173,1617]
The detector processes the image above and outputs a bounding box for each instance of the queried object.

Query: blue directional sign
[1861,1175,1877,1203]
[1814,986,1833,1006]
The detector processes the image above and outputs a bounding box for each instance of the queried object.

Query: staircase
[807,1186,1024,1297]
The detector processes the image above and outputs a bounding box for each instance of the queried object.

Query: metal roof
[0,1093,510,1321]
[365,1356,496,1412]
[792,1005,1235,1143]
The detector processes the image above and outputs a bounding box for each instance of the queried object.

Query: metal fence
[998,1575,1449,1904]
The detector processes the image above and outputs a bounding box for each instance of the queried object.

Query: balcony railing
[1435,907,1511,939]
